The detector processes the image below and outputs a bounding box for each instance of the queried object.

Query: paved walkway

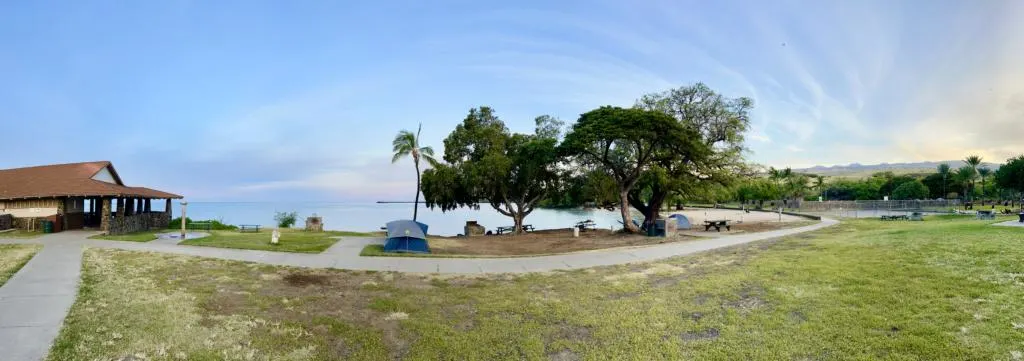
[0,219,837,360]
[0,233,84,361]
[86,218,838,273]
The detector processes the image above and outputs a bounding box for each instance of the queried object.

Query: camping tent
[383,220,430,253]
[668,214,691,230]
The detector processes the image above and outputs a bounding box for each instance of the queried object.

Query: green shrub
[892,180,930,200]
[274,211,298,228]
[168,217,237,230]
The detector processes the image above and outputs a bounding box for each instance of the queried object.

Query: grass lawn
[0,229,44,239]
[0,244,41,286]
[178,229,372,253]
[50,217,1024,360]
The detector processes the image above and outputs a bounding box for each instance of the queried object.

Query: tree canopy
[627,83,753,227]
[892,180,929,200]
[995,155,1024,197]
[420,107,561,234]
[560,106,693,232]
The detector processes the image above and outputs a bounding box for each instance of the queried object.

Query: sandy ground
[428,228,688,256]
[424,209,815,256]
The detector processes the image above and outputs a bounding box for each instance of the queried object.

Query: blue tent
[383,220,430,253]
[668,214,691,230]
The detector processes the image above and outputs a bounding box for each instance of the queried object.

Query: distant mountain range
[795,161,1001,177]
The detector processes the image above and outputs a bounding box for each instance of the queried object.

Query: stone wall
[107,212,171,235]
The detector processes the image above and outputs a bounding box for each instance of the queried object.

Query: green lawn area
[49,217,1024,360]
[178,229,372,253]
[0,244,41,286]
[88,229,167,242]
[0,229,44,239]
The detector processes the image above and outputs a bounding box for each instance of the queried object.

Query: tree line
[729,155,1024,205]
[391,83,1024,235]
[392,83,752,234]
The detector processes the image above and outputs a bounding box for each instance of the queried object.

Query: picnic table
[976,210,996,220]
[881,215,909,221]
[703,219,731,232]
[575,220,597,231]
[239,225,261,233]
[495,224,534,235]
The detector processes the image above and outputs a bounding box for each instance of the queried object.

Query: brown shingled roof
[0,161,182,200]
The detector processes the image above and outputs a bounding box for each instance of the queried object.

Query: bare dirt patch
[283,273,331,286]
[548,349,581,361]
[428,228,695,256]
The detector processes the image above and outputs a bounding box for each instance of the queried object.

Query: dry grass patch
[49,217,1024,360]
[0,244,41,286]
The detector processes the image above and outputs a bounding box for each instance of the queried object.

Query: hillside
[795,160,1001,178]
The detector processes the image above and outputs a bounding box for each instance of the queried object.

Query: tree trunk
[413,161,420,221]
[619,188,638,233]
[642,191,667,230]
[513,213,524,235]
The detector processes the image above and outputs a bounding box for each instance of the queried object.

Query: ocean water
[173,201,628,236]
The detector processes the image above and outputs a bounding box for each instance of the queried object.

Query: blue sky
[2,0,1022,201]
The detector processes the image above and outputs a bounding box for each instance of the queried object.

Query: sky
[2,0,1022,201]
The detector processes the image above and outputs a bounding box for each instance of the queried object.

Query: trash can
[1018,213,1024,223]
[42,220,53,234]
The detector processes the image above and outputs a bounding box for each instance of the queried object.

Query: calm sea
[173,201,628,236]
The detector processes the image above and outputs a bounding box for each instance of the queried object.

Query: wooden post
[165,199,172,216]
[117,198,125,217]
[126,198,135,216]
[144,199,151,213]
[180,202,188,239]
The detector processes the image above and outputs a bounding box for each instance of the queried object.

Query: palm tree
[963,155,983,200]
[812,175,826,200]
[954,165,977,201]
[937,163,951,198]
[392,124,439,221]
[978,167,992,199]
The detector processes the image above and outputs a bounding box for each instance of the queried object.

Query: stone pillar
[57,197,67,231]
[144,199,151,213]
[101,198,111,232]
[117,198,125,217]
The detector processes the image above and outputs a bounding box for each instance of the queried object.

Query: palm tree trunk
[413,160,421,221]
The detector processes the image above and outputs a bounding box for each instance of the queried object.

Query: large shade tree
[560,106,692,233]
[420,107,561,234]
[629,83,753,228]
[391,123,439,221]
[995,155,1024,209]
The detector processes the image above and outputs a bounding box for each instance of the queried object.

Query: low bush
[168,217,237,230]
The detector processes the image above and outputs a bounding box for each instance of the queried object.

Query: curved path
[0,218,836,360]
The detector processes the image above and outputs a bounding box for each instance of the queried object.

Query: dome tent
[383,219,430,253]
[668,214,691,230]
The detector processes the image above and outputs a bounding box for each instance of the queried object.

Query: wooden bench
[880,215,909,221]
[703,219,730,232]
[574,220,597,231]
[495,224,534,235]
[239,225,261,233]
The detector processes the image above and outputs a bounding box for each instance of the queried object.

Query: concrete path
[0,233,84,361]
